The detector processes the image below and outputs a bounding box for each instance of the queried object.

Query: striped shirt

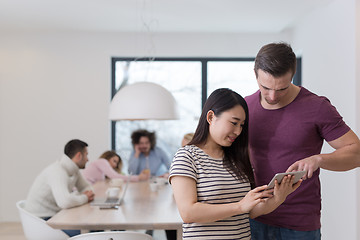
[169,145,251,240]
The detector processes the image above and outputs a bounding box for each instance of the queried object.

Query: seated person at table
[25,139,94,237]
[82,150,150,184]
[181,132,194,147]
[128,129,171,178]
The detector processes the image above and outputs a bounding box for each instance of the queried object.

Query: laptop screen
[90,178,129,208]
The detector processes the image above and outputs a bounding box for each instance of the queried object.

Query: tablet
[266,170,306,189]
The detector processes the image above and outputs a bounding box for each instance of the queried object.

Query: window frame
[110,57,302,149]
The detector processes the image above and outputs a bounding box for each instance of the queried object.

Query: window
[111,57,301,173]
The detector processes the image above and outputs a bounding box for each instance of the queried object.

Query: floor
[0,222,26,240]
[0,222,167,240]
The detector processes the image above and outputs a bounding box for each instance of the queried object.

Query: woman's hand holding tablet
[266,170,306,189]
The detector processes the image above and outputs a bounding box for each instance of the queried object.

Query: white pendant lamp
[109,82,179,121]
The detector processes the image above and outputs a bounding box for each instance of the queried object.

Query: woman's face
[108,156,120,169]
[208,105,246,147]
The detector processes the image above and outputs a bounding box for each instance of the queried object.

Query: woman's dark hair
[64,139,88,159]
[99,150,123,172]
[188,88,255,187]
[254,42,296,78]
[131,129,156,150]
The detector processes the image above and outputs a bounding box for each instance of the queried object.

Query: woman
[82,150,150,184]
[169,88,301,239]
[181,132,194,147]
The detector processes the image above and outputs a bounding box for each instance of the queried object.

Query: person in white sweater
[25,139,94,237]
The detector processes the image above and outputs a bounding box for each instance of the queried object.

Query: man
[25,139,94,237]
[245,42,360,239]
[128,129,175,240]
[128,129,171,177]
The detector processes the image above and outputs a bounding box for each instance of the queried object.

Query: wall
[356,0,360,239]
[0,31,288,222]
[292,0,359,239]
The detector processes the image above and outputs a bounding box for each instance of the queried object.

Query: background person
[82,150,150,184]
[128,129,174,239]
[25,139,94,237]
[245,42,360,239]
[181,132,194,147]
[128,129,171,177]
[169,88,301,239]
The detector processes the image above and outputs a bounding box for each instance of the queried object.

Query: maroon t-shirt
[245,87,350,231]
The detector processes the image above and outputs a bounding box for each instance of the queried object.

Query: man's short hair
[64,139,88,159]
[254,42,297,78]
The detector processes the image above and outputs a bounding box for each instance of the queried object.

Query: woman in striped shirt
[169,88,301,239]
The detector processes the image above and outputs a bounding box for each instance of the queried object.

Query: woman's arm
[249,175,302,219]
[98,159,149,182]
[171,176,272,223]
[97,159,128,179]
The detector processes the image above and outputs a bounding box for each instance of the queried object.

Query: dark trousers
[42,217,81,237]
[145,229,177,240]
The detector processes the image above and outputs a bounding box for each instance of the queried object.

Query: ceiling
[0,0,333,33]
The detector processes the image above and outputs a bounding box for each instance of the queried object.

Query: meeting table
[47,178,183,240]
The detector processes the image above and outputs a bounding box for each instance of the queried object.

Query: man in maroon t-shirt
[245,42,360,239]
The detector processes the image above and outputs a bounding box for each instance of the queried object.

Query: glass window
[112,57,301,174]
[113,60,201,172]
[207,61,258,97]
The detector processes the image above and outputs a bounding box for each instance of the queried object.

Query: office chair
[68,231,154,240]
[16,200,68,240]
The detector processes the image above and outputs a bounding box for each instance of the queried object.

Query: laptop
[90,179,129,209]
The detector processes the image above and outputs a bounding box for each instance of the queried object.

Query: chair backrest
[16,200,69,240]
[68,231,154,240]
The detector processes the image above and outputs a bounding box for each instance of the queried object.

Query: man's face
[77,147,89,169]
[256,69,293,107]
[138,136,151,154]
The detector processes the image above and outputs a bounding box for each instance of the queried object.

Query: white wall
[292,0,359,239]
[356,0,360,239]
[0,31,288,222]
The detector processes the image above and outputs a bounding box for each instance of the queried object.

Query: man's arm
[157,147,171,169]
[128,151,140,174]
[76,171,95,202]
[50,171,89,209]
[287,130,360,178]
[156,147,171,178]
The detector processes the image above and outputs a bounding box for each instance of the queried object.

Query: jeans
[250,219,321,240]
[42,217,81,237]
